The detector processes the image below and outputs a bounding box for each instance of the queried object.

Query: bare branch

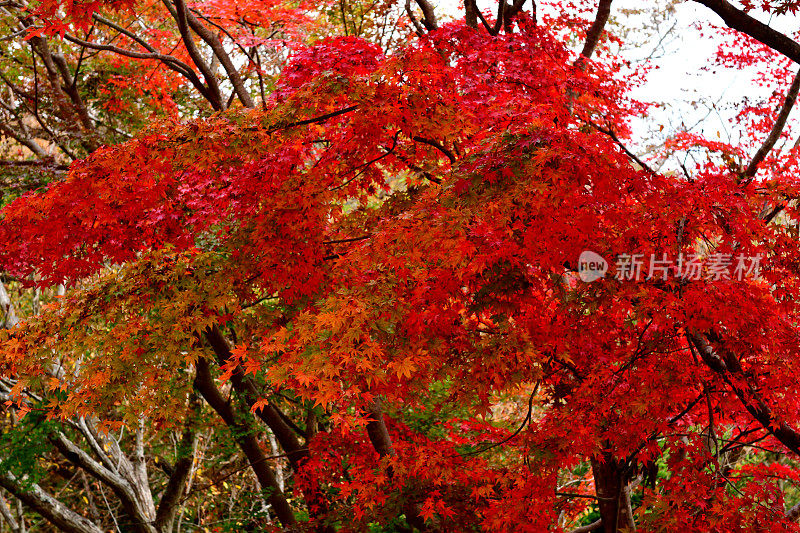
[0,492,21,533]
[91,14,160,54]
[75,418,119,476]
[405,0,437,35]
[405,0,426,36]
[51,432,157,533]
[0,122,47,159]
[493,0,505,34]
[26,32,97,151]
[475,7,498,34]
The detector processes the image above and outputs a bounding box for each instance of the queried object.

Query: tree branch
[155,394,200,533]
[687,332,800,457]
[492,0,505,34]
[579,0,613,63]
[51,432,157,533]
[62,33,215,107]
[741,67,800,182]
[0,122,47,159]
[412,135,456,163]
[363,398,431,530]
[266,105,360,133]
[25,31,97,152]
[582,118,655,174]
[91,14,157,51]
[693,0,800,64]
[192,357,297,528]
[787,500,800,521]
[75,418,120,477]
[165,0,223,110]
[182,9,255,108]
[203,326,308,470]
[504,0,528,33]
[0,492,21,533]
[0,471,103,533]
[201,326,336,533]
[414,0,438,31]
[405,0,426,36]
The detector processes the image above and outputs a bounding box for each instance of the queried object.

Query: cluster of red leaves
[3,15,800,531]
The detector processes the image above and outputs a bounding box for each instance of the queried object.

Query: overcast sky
[432,0,799,171]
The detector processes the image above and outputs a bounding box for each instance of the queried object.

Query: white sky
[431,0,800,171]
[620,1,776,168]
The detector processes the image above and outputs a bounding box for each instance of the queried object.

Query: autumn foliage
[3,0,800,531]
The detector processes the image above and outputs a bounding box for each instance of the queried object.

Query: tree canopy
[3,0,800,532]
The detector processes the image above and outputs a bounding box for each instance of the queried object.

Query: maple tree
[5,0,800,531]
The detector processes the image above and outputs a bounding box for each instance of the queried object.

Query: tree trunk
[202,326,335,532]
[591,451,631,533]
[192,357,297,529]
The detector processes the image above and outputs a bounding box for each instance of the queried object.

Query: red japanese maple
[3,0,800,532]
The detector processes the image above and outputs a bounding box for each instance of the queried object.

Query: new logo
[578,250,608,283]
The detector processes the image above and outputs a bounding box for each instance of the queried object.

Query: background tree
[5,1,800,532]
